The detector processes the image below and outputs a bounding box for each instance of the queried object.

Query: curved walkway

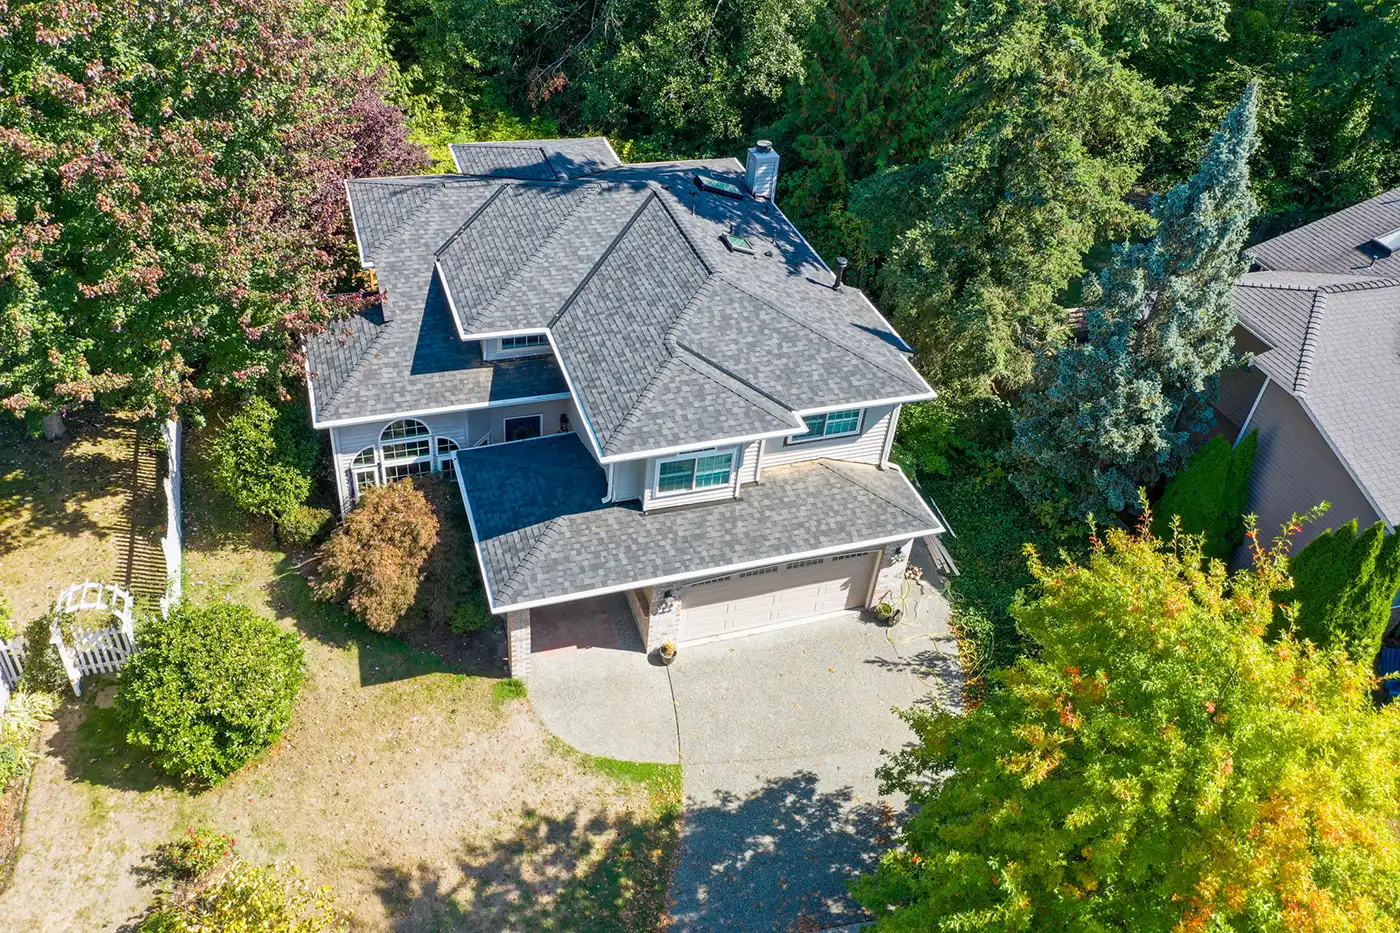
[529,542,959,932]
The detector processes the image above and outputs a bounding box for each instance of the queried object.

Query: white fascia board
[485,528,943,616]
[543,331,607,462]
[345,179,371,270]
[310,392,573,430]
[1234,367,1269,446]
[794,393,935,417]
[598,425,801,465]
[435,259,471,342]
[466,327,553,342]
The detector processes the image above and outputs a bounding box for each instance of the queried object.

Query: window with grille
[436,437,460,478]
[501,334,548,351]
[656,450,734,495]
[789,409,861,443]
[382,419,430,441]
[385,460,434,481]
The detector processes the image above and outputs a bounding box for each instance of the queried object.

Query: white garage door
[678,551,878,643]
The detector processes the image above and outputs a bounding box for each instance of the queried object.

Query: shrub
[277,505,333,549]
[116,603,304,785]
[314,480,438,632]
[0,593,13,641]
[448,590,494,634]
[1279,519,1400,661]
[208,398,320,520]
[1151,430,1258,562]
[158,826,236,881]
[17,613,70,694]
[0,690,58,794]
[138,857,347,933]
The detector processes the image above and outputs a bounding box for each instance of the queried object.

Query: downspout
[604,461,615,503]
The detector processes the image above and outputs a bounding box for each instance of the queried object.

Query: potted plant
[657,642,678,666]
[875,601,900,627]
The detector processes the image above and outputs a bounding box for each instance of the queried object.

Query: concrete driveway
[528,545,959,932]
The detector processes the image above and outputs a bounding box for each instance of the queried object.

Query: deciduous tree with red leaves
[0,0,426,425]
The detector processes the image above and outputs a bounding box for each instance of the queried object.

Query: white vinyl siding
[736,440,760,485]
[763,404,894,469]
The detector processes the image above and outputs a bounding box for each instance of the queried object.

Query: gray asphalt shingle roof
[1232,196,1400,525]
[456,433,943,610]
[326,140,931,452]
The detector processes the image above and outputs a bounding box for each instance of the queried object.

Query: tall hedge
[1151,431,1258,562]
[1279,519,1400,661]
[208,398,320,521]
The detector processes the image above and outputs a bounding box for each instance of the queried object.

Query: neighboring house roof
[1251,186,1400,276]
[311,139,932,452]
[1230,189,1400,527]
[455,433,944,612]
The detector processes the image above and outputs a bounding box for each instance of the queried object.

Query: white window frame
[379,419,434,480]
[501,334,548,351]
[350,447,380,500]
[483,335,552,361]
[652,447,736,498]
[502,413,544,443]
[436,437,460,478]
[786,408,863,445]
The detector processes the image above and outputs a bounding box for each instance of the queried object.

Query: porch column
[506,609,531,680]
[644,585,683,654]
[868,539,914,610]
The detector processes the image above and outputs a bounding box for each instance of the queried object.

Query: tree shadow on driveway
[671,770,899,933]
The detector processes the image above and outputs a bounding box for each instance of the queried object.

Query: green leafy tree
[1151,430,1258,562]
[848,0,1225,396]
[1280,518,1400,662]
[139,855,347,932]
[1012,82,1259,517]
[853,521,1400,932]
[117,603,305,785]
[0,0,425,426]
[207,399,321,521]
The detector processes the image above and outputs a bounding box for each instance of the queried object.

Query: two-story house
[305,138,943,678]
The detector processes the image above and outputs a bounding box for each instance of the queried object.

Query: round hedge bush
[116,603,304,785]
[208,398,319,521]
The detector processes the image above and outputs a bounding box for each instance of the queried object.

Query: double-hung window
[790,408,861,443]
[656,450,733,496]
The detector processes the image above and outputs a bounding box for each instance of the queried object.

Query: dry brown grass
[0,430,679,932]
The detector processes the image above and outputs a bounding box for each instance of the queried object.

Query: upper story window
[789,408,861,444]
[381,419,432,462]
[501,334,548,351]
[656,450,733,495]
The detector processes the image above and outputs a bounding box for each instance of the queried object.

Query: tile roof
[326,140,932,453]
[1231,197,1400,524]
[456,434,943,609]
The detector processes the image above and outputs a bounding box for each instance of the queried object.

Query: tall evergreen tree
[1012,82,1259,518]
[1281,519,1400,662]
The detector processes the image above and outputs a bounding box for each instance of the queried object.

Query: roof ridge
[369,185,458,267]
[549,190,660,328]
[316,315,393,419]
[498,515,568,601]
[605,357,684,453]
[473,185,603,329]
[815,459,934,526]
[718,276,925,389]
[433,184,508,259]
[1317,277,1400,293]
[1293,290,1327,395]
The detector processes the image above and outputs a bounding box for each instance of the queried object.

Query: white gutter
[310,392,574,430]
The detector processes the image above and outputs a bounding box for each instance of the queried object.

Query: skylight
[1359,227,1400,261]
[721,233,754,254]
[694,175,745,199]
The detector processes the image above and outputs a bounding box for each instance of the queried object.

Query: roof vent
[832,257,848,290]
[694,174,744,199]
[746,140,780,201]
[1359,227,1400,262]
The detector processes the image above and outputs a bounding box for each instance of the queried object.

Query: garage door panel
[678,551,877,643]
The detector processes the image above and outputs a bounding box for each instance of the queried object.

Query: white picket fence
[158,417,184,617]
[0,582,140,700]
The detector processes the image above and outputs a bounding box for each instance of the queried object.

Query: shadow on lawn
[47,691,170,795]
[366,771,896,933]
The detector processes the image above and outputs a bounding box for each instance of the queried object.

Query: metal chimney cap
[755,139,773,152]
[832,256,849,290]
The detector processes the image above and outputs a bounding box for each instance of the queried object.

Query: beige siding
[762,405,893,468]
[737,440,760,485]
[1215,365,1267,441]
[1243,380,1381,558]
[613,459,647,502]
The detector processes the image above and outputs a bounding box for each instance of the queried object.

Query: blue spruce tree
[1013,81,1260,518]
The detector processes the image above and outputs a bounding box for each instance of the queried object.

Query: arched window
[350,447,379,499]
[436,437,460,479]
[380,419,433,480]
